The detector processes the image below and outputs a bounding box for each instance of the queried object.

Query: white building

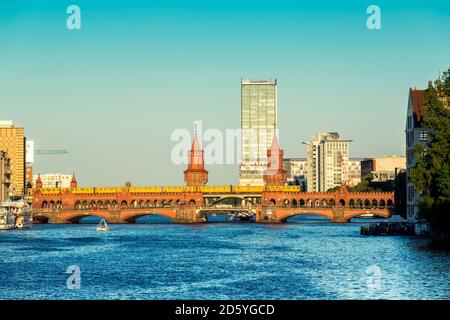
[305,132,352,192]
[406,87,430,223]
[283,158,307,189]
[239,79,277,186]
[32,174,73,188]
[347,158,363,187]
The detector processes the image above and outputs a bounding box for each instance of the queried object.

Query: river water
[0,216,448,300]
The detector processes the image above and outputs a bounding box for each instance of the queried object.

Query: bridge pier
[331,210,350,223]
[174,206,206,223]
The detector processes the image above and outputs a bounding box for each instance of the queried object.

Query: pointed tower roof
[271,133,279,151]
[191,134,200,151]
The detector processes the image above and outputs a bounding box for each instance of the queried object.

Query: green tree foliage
[410,68,450,239]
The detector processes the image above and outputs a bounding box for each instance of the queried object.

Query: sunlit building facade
[239,79,277,186]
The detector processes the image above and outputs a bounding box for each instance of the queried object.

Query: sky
[1,0,449,186]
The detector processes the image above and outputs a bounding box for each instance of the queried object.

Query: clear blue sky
[1,0,449,186]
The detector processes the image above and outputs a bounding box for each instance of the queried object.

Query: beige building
[239,79,277,186]
[305,132,352,192]
[0,150,12,201]
[361,155,406,182]
[32,174,74,189]
[0,121,25,196]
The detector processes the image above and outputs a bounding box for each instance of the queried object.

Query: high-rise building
[239,79,277,186]
[305,132,352,192]
[0,120,25,196]
[0,150,11,201]
[406,87,429,223]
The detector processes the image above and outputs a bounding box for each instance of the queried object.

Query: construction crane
[34,149,68,156]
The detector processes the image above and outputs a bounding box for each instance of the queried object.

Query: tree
[410,68,450,242]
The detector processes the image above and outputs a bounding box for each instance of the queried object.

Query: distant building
[239,79,277,186]
[360,156,406,182]
[32,174,74,188]
[0,120,25,196]
[283,158,307,189]
[0,150,11,201]
[406,87,430,222]
[305,132,352,192]
[347,158,364,187]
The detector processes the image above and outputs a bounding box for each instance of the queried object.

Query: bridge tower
[184,132,208,186]
[35,174,42,189]
[263,134,287,186]
[70,174,77,188]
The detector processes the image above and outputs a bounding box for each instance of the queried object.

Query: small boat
[96,219,108,232]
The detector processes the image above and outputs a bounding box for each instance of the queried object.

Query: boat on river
[0,199,33,230]
[96,219,109,232]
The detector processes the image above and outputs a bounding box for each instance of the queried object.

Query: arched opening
[299,199,305,207]
[131,200,138,208]
[126,213,174,224]
[379,199,386,208]
[139,200,145,208]
[387,199,393,208]
[306,199,312,208]
[189,199,196,205]
[97,201,103,209]
[349,199,356,208]
[284,199,289,207]
[322,199,328,207]
[286,213,332,223]
[75,201,81,210]
[89,201,96,209]
[329,199,336,207]
[364,199,371,208]
[314,199,320,208]
[42,201,48,209]
[269,199,276,206]
[292,199,297,207]
[146,200,152,208]
[112,200,117,208]
[175,199,181,206]
[73,214,108,224]
[357,199,363,208]
[339,199,345,207]
[82,201,88,209]
[372,199,378,208]
[49,201,55,209]
[121,200,128,208]
[104,200,110,208]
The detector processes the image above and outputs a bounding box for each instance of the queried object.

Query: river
[0,216,448,300]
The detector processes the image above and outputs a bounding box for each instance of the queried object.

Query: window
[419,130,428,141]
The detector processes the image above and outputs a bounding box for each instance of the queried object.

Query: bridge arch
[346,210,392,220]
[61,211,111,223]
[121,211,175,223]
[208,195,257,207]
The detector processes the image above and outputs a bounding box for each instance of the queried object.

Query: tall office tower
[239,79,277,186]
[305,132,352,192]
[0,121,25,196]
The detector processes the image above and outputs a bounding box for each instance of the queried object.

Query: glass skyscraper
[239,79,277,186]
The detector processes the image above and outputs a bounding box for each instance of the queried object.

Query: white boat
[96,219,108,232]
[0,199,33,230]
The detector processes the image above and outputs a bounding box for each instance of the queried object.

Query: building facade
[360,155,406,182]
[0,120,25,196]
[347,158,363,187]
[0,150,11,201]
[239,79,277,186]
[32,174,74,189]
[406,87,429,222]
[305,132,352,192]
[283,158,307,189]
